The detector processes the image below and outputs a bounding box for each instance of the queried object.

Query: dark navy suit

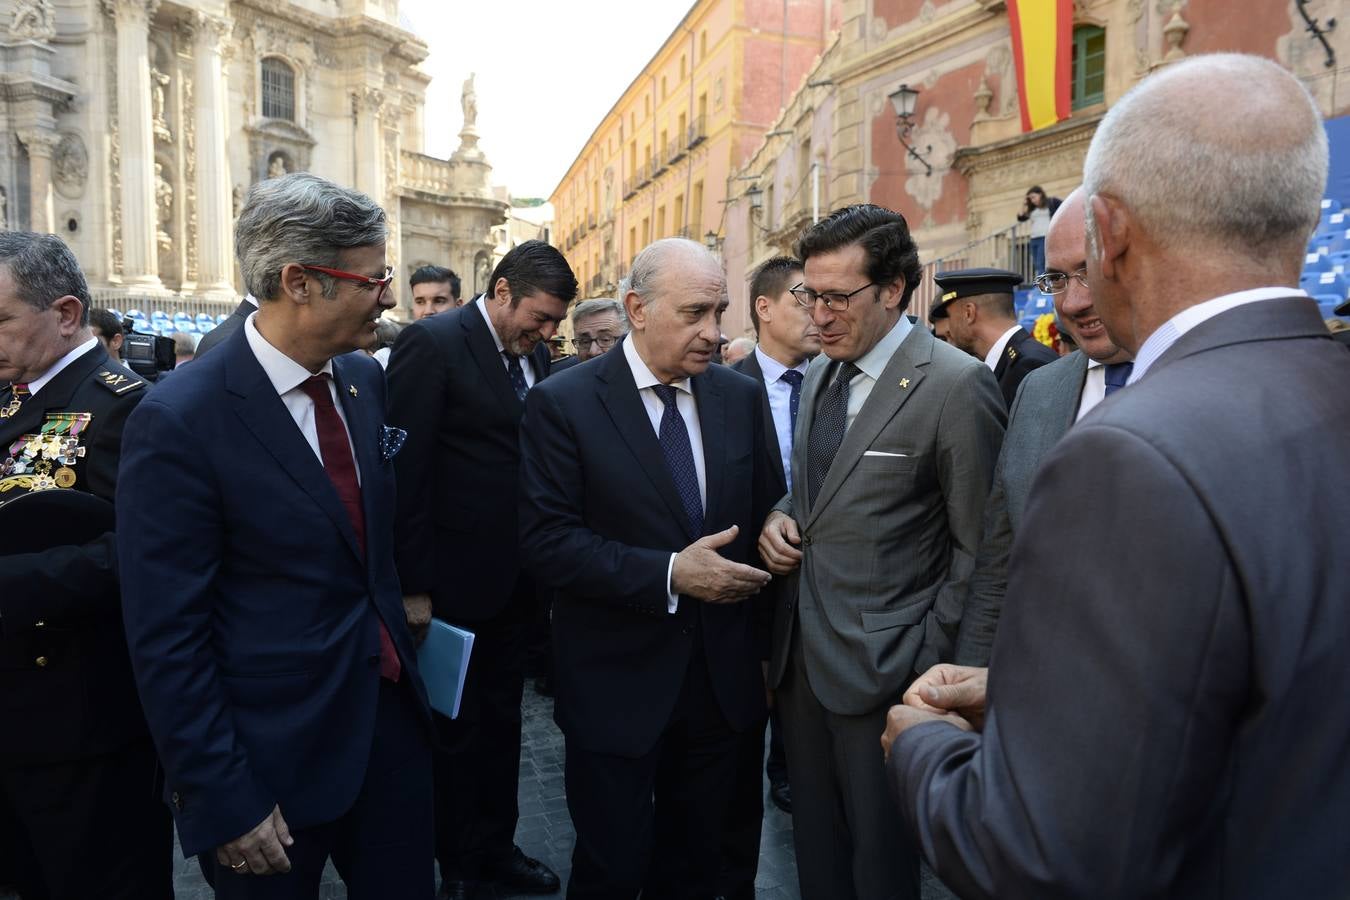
[117,325,432,899]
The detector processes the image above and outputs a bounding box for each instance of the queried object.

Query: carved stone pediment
[244,117,317,183]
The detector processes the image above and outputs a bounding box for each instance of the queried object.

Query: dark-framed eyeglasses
[571,334,618,351]
[301,264,395,303]
[1034,268,1088,294]
[788,282,878,312]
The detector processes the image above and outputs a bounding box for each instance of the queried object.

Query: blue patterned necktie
[505,352,528,403]
[781,369,804,437]
[651,384,703,536]
[1104,361,1134,397]
[806,361,860,509]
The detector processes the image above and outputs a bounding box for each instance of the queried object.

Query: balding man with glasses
[756,204,1004,900]
[118,173,435,899]
[552,297,628,372]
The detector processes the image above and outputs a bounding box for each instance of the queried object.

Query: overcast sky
[400,0,697,200]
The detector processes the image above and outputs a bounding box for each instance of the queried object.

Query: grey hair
[727,336,756,354]
[1083,53,1326,261]
[626,238,724,306]
[0,231,93,325]
[570,297,628,331]
[235,172,387,301]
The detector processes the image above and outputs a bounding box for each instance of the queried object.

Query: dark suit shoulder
[1008,329,1058,366]
[90,359,148,398]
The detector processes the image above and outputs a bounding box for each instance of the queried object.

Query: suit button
[803,534,813,546]
[172,791,183,809]
[34,656,48,667]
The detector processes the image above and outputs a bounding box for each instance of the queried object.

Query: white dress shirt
[623,335,706,613]
[844,313,913,431]
[244,313,360,482]
[1074,359,1106,422]
[476,293,537,389]
[753,345,809,492]
[26,337,98,397]
[982,324,1022,373]
[1128,287,1305,384]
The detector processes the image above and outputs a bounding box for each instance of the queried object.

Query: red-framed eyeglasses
[301,264,395,303]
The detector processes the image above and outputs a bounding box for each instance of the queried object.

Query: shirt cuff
[666,553,679,614]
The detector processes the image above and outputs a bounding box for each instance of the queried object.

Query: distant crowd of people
[1,52,1348,900]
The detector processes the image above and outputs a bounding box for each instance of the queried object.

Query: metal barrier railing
[912,222,1034,325]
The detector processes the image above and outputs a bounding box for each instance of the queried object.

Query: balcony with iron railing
[588,212,597,229]
[637,161,652,188]
[666,141,686,166]
[651,154,667,177]
[687,116,707,148]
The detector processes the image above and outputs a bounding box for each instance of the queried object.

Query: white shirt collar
[753,344,809,384]
[245,294,259,309]
[1129,286,1304,383]
[27,337,99,397]
[244,311,333,395]
[475,293,506,355]
[623,333,693,395]
[983,324,1022,371]
[853,314,913,381]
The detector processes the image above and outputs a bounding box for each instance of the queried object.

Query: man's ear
[1089,193,1130,283]
[279,262,311,305]
[882,278,906,311]
[492,276,512,305]
[623,291,646,331]
[52,296,85,337]
[754,294,772,327]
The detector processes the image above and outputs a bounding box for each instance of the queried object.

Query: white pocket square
[863,450,910,458]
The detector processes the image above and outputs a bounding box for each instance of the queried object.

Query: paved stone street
[4,687,956,899]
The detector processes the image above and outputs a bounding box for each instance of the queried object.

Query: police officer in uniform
[0,232,172,900]
[930,267,1057,406]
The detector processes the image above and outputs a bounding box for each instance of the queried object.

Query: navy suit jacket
[519,341,777,758]
[117,325,428,856]
[386,300,550,621]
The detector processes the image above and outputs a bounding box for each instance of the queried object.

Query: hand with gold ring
[214,804,294,875]
[231,860,248,873]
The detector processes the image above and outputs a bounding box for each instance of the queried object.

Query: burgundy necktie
[299,375,401,682]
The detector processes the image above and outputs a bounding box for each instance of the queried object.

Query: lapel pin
[899,378,910,389]
[349,385,359,397]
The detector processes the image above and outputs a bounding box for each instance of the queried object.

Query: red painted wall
[1175,0,1285,58]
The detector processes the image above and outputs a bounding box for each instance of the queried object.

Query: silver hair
[235,172,387,301]
[1083,53,1326,260]
[625,238,724,306]
[570,297,628,331]
[727,336,756,354]
[0,231,93,325]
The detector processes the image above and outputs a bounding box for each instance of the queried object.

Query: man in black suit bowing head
[387,239,574,900]
[520,238,777,899]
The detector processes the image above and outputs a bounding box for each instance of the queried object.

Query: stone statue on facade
[9,0,56,42]
[462,73,477,129]
[268,154,289,178]
[475,255,490,294]
[152,67,172,143]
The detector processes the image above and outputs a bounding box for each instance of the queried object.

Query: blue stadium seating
[1304,252,1332,274]
[1310,271,1349,299]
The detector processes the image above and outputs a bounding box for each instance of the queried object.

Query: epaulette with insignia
[94,369,146,395]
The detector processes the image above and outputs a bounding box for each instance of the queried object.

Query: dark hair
[747,256,803,336]
[794,204,923,312]
[1027,185,1045,195]
[0,231,93,325]
[89,308,123,339]
[486,239,577,306]
[410,264,461,300]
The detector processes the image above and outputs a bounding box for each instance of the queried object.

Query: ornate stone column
[353,87,387,206]
[190,12,235,296]
[15,129,60,234]
[106,0,163,289]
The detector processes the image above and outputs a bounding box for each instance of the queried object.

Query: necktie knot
[780,370,804,388]
[834,362,861,388]
[299,374,334,407]
[1103,361,1134,396]
[652,383,680,410]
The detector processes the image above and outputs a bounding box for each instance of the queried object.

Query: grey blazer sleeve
[889,425,1248,898]
[920,362,1005,673]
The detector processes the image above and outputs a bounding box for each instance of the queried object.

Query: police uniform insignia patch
[95,369,146,395]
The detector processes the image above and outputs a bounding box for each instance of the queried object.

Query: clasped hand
[671,525,771,603]
[216,805,293,876]
[880,664,989,762]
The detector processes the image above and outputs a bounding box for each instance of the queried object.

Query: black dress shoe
[485,846,561,894]
[769,778,792,814]
[437,879,476,900]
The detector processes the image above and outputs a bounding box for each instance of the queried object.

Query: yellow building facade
[550,0,838,298]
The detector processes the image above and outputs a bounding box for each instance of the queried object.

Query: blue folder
[417,619,475,719]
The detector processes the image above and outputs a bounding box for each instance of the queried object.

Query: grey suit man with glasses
[757,204,1005,900]
[552,299,628,372]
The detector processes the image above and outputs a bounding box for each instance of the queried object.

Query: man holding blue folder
[520,238,777,899]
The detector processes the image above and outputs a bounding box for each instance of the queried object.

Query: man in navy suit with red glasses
[118,173,434,900]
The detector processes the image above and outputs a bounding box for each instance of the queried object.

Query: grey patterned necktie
[805,361,860,509]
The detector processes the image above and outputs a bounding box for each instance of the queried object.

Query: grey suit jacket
[768,323,1005,714]
[890,297,1350,898]
[954,351,1088,665]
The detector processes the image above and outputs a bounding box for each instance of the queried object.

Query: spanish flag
[1007,0,1073,132]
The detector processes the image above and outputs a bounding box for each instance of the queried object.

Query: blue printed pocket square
[380,425,407,461]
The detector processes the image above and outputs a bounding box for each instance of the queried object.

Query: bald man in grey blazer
[759,205,1004,900]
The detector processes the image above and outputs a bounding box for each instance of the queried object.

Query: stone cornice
[230,0,427,60]
[0,71,78,107]
[830,2,1004,88]
[953,112,1103,178]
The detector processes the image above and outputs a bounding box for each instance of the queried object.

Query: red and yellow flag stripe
[1007,0,1074,132]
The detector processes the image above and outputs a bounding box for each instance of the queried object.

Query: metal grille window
[1071,26,1106,110]
[261,58,296,121]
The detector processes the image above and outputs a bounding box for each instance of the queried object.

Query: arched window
[261,58,296,121]
[1071,26,1106,110]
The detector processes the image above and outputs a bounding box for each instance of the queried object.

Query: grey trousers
[777,634,919,900]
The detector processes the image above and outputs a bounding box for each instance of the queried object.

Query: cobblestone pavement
[3,687,956,900]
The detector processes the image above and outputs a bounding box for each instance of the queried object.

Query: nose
[1060,282,1091,318]
[378,287,396,311]
[811,302,834,328]
[539,321,558,341]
